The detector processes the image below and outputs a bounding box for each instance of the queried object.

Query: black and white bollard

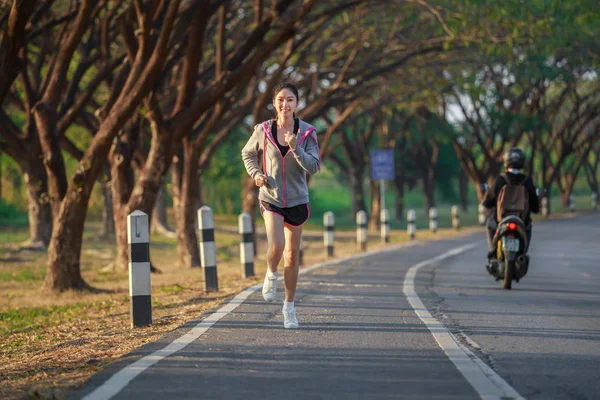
[198,206,218,292]
[593,192,598,210]
[324,211,335,257]
[407,209,416,240]
[451,206,460,230]
[128,210,151,328]
[239,212,254,278]
[429,207,438,233]
[356,210,367,251]
[478,204,486,225]
[380,209,390,243]
[568,195,575,213]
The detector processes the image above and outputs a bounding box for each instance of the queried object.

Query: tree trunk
[584,157,599,194]
[44,194,90,291]
[196,173,203,218]
[175,142,201,268]
[557,152,590,209]
[393,166,405,221]
[118,125,178,273]
[427,165,437,210]
[43,0,181,291]
[33,104,69,219]
[459,168,469,211]
[544,189,552,216]
[171,149,185,267]
[475,183,487,202]
[113,203,129,271]
[110,138,135,271]
[100,180,115,238]
[542,162,552,216]
[348,167,366,215]
[560,190,571,208]
[416,144,437,213]
[423,170,436,213]
[0,0,37,104]
[368,179,381,232]
[24,170,53,247]
[152,182,175,236]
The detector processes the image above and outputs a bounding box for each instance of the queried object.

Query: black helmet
[503,147,526,169]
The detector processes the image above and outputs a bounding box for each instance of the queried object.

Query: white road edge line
[83,240,421,400]
[403,243,525,400]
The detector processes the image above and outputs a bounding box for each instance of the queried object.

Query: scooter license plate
[502,237,520,252]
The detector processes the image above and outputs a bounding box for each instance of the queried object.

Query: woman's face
[273,88,297,118]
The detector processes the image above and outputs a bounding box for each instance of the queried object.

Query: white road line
[83,241,420,400]
[403,243,525,400]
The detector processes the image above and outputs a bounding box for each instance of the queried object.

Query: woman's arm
[290,130,320,174]
[241,124,263,179]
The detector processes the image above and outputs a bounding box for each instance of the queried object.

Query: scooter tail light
[507,222,517,231]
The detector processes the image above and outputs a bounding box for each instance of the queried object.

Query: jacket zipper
[282,151,291,207]
[265,126,292,208]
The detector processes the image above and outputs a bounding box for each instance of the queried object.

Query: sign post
[370,149,395,212]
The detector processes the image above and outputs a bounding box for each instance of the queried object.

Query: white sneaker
[262,271,277,302]
[283,307,299,329]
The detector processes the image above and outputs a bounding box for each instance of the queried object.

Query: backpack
[496,174,529,221]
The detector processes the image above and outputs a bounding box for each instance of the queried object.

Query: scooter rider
[482,147,540,262]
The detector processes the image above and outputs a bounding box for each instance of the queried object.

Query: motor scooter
[481,184,545,289]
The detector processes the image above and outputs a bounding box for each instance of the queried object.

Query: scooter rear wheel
[502,260,514,289]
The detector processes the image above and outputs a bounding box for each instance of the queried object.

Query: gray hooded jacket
[241,119,320,208]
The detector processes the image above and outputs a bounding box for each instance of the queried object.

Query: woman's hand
[254,173,268,187]
[284,131,297,150]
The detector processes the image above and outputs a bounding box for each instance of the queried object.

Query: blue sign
[370,149,395,180]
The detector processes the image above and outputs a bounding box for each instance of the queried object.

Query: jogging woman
[241,82,320,328]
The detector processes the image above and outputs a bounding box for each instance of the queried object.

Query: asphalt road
[73,213,600,400]
[423,213,600,399]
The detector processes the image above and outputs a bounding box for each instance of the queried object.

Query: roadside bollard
[429,207,438,233]
[541,197,549,217]
[356,210,367,251]
[198,206,218,292]
[380,209,390,243]
[478,204,486,225]
[593,192,598,210]
[568,195,575,212]
[407,209,416,240]
[324,211,335,257]
[299,237,304,266]
[451,206,460,230]
[127,210,151,328]
[239,212,254,278]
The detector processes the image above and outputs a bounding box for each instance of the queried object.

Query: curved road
[72,214,600,400]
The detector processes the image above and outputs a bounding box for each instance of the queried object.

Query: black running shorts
[260,201,310,227]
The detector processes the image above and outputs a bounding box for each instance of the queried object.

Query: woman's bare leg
[264,212,285,274]
[283,224,303,301]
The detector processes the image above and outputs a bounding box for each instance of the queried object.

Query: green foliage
[309,166,352,216]
[0,199,27,226]
[201,127,250,214]
[0,156,26,210]
[435,143,461,203]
